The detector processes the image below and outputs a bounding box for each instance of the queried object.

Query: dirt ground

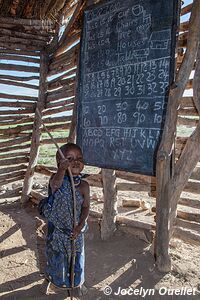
[0,195,200,300]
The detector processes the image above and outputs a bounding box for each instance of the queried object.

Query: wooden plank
[0,16,53,27]
[35,164,56,176]
[47,60,76,77]
[21,51,48,203]
[46,98,74,109]
[174,227,200,245]
[116,170,155,184]
[0,109,34,115]
[0,188,22,199]
[0,164,27,175]
[0,144,30,154]
[0,28,50,42]
[0,54,40,64]
[0,157,29,166]
[47,82,75,95]
[0,175,25,186]
[101,169,118,240]
[155,0,200,273]
[177,116,198,127]
[0,170,27,181]
[48,77,75,91]
[181,3,193,16]
[57,0,84,49]
[0,63,39,73]
[43,104,74,116]
[179,21,189,32]
[40,137,67,145]
[46,89,74,102]
[0,42,42,51]
[47,69,76,84]
[0,101,35,108]
[54,32,80,58]
[117,182,155,192]
[179,197,200,209]
[0,93,37,102]
[0,124,33,135]
[0,135,31,148]
[0,151,30,160]
[0,49,40,57]
[0,79,38,90]
[0,74,39,81]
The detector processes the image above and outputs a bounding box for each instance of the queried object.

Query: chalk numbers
[115,101,128,124]
[97,104,108,125]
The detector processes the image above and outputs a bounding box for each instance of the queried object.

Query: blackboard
[77,0,179,176]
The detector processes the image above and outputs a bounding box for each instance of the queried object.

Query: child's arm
[72,180,90,239]
[50,159,69,193]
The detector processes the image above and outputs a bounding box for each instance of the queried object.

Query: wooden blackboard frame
[77,0,179,176]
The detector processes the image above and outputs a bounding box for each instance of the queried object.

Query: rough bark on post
[101,169,118,240]
[155,0,200,273]
[21,51,48,203]
[168,41,200,236]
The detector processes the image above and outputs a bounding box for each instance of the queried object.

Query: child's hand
[58,158,69,171]
[71,225,82,239]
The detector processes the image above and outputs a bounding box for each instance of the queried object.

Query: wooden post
[21,51,48,203]
[155,0,200,272]
[101,169,118,240]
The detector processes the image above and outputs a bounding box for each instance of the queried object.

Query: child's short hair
[56,143,82,166]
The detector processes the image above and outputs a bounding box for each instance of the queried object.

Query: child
[39,143,90,297]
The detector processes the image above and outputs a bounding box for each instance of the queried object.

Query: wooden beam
[47,60,76,77]
[0,124,33,136]
[0,144,31,154]
[0,101,35,108]
[57,0,84,48]
[0,16,53,27]
[155,0,200,273]
[156,1,200,272]
[0,42,42,51]
[0,157,29,166]
[0,188,22,199]
[0,79,38,90]
[0,63,39,73]
[46,99,74,109]
[54,32,80,58]
[179,21,189,32]
[0,164,27,175]
[46,89,74,102]
[0,54,40,64]
[21,51,48,203]
[0,28,50,42]
[40,137,67,145]
[0,75,39,81]
[47,69,75,84]
[0,49,40,57]
[48,77,75,91]
[101,169,118,240]
[181,3,193,16]
[43,104,74,116]
[0,109,34,115]
[0,175,25,186]
[0,93,37,102]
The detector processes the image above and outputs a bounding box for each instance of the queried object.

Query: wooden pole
[21,51,48,203]
[155,0,200,272]
[101,169,118,240]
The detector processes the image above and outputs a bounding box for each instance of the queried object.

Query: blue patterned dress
[39,175,85,288]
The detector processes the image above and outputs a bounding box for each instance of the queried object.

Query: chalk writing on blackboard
[77,0,178,175]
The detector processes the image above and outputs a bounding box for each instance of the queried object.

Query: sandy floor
[0,200,200,300]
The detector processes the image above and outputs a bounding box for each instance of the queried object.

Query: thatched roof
[0,0,72,20]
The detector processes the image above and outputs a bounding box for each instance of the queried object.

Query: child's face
[64,148,84,175]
